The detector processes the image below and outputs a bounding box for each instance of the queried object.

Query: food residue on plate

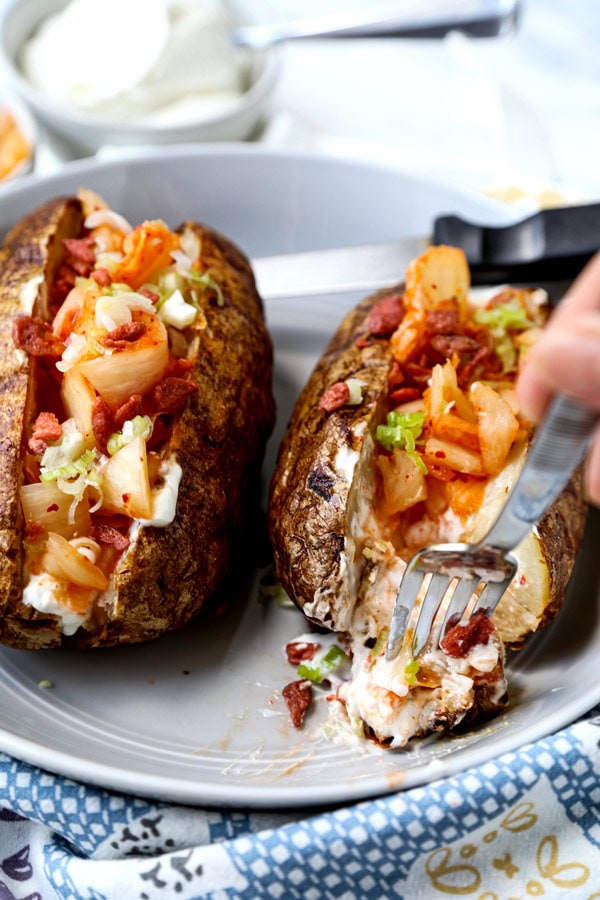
[0,107,30,181]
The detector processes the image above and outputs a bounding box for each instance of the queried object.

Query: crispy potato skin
[99,223,276,647]
[537,473,587,626]
[0,197,85,648]
[0,201,275,648]
[269,289,393,629]
[498,466,587,648]
[268,286,587,646]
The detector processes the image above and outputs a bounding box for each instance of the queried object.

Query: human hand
[516,251,600,506]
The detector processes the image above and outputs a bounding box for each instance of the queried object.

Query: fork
[385,394,597,661]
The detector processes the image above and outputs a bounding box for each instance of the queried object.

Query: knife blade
[252,202,600,300]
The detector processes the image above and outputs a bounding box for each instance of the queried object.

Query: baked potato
[269,245,587,747]
[0,190,275,649]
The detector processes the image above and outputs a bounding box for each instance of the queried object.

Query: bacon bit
[150,377,198,415]
[28,411,62,454]
[89,522,130,553]
[50,268,77,311]
[165,357,195,377]
[12,316,65,359]
[402,361,431,387]
[92,396,116,451]
[441,610,495,658]
[139,287,160,303]
[430,334,480,357]
[282,680,313,728]
[367,293,404,337]
[319,381,350,412]
[91,268,112,287]
[46,503,59,513]
[93,514,130,530]
[425,307,461,334]
[389,386,421,405]
[60,237,97,281]
[146,416,171,450]
[24,521,44,541]
[114,393,143,429]
[285,641,321,665]
[32,411,61,440]
[62,236,96,268]
[458,345,494,387]
[355,334,372,349]
[387,360,404,391]
[390,300,503,392]
[101,321,147,349]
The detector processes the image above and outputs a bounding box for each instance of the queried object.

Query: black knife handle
[433,202,600,284]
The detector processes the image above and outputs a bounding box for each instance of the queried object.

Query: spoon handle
[232,2,519,49]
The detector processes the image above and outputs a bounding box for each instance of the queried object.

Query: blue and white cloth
[1,705,600,899]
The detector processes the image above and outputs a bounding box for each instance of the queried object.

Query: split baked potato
[0,191,275,649]
[269,245,587,747]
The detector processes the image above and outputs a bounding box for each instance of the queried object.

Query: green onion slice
[404,657,420,684]
[297,644,349,684]
[376,410,427,471]
[107,415,153,456]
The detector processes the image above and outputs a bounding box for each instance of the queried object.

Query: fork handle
[481,395,596,552]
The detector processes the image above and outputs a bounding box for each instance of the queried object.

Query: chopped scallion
[404,657,420,684]
[297,644,349,683]
[376,410,427,471]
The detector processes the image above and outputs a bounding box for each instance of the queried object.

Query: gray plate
[0,146,597,809]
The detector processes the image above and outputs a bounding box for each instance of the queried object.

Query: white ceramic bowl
[0,87,36,182]
[0,0,280,155]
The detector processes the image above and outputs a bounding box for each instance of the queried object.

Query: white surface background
[2,0,599,212]
[260,0,600,209]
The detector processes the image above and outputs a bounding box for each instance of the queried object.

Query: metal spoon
[231,1,520,49]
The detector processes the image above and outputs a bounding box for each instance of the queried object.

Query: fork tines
[385,543,517,661]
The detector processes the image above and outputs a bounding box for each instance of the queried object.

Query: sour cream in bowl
[0,0,279,154]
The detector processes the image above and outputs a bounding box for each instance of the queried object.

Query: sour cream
[140,458,183,527]
[22,572,88,636]
[21,0,245,124]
